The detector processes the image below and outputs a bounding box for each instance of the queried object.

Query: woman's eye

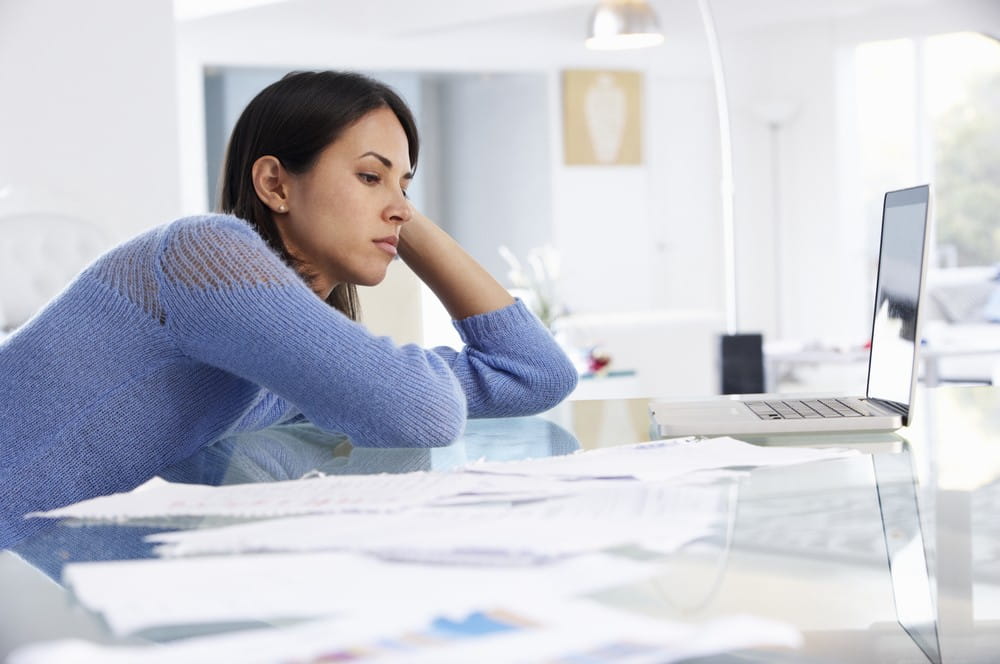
[402,188,410,199]
[358,173,380,185]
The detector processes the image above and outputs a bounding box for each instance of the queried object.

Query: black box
[720,333,764,395]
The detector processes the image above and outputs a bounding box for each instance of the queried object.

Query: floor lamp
[586,0,765,393]
[696,0,765,394]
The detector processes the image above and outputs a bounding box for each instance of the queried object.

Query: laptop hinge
[870,398,909,418]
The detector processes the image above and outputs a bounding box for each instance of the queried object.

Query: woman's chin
[356,267,389,288]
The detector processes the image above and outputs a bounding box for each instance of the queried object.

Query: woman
[0,71,578,548]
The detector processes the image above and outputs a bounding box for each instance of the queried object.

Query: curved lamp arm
[698,0,738,335]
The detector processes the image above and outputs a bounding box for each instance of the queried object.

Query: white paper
[465,436,861,481]
[27,437,831,523]
[62,551,659,636]
[27,471,570,522]
[148,511,710,564]
[520,480,738,554]
[9,597,802,664]
[147,481,729,561]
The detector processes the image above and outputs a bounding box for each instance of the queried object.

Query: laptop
[650,184,932,437]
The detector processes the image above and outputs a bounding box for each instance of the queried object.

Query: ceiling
[174,0,948,36]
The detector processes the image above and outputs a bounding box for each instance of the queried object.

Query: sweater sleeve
[155,215,466,448]
[432,300,579,417]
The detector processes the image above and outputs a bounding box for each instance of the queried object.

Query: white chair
[922,267,1000,384]
[0,213,109,334]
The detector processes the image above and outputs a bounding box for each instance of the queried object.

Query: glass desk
[1,385,997,662]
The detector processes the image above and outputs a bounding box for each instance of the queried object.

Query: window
[855,31,1000,268]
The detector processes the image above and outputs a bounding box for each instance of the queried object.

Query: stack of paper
[30,436,854,525]
[147,482,733,562]
[27,471,571,522]
[13,434,858,658]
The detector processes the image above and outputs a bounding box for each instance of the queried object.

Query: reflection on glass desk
[1,385,998,662]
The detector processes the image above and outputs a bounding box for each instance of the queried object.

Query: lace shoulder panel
[158,215,298,290]
[87,227,165,322]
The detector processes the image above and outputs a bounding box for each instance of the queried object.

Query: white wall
[434,73,553,282]
[0,0,181,243]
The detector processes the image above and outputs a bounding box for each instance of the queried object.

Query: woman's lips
[374,237,398,256]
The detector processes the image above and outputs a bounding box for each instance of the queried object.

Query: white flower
[498,244,566,328]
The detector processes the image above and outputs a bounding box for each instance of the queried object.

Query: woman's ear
[251,155,290,214]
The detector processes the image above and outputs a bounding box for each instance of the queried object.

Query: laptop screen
[866,185,931,408]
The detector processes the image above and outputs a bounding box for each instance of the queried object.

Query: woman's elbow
[555,358,580,400]
[525,337,581,410]
[531,358,579,411]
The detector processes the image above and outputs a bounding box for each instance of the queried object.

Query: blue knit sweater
[0,214,577,547]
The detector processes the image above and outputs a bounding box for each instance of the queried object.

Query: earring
[278,205,287,213]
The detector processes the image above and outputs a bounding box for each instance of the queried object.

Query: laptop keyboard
[747,398,878,420]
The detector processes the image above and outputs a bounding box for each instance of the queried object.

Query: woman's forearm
[397,210,514,320]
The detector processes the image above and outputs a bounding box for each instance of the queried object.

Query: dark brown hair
[219,71,419,320]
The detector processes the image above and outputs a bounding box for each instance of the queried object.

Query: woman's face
[278,106,413,297]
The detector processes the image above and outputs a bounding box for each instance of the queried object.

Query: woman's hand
[397,208,515,320]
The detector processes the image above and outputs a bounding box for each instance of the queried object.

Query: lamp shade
[585,0,664,50]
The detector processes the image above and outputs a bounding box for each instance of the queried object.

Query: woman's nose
[386,193,412,224]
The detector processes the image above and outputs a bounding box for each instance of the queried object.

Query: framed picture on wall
[562,69,642,166]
